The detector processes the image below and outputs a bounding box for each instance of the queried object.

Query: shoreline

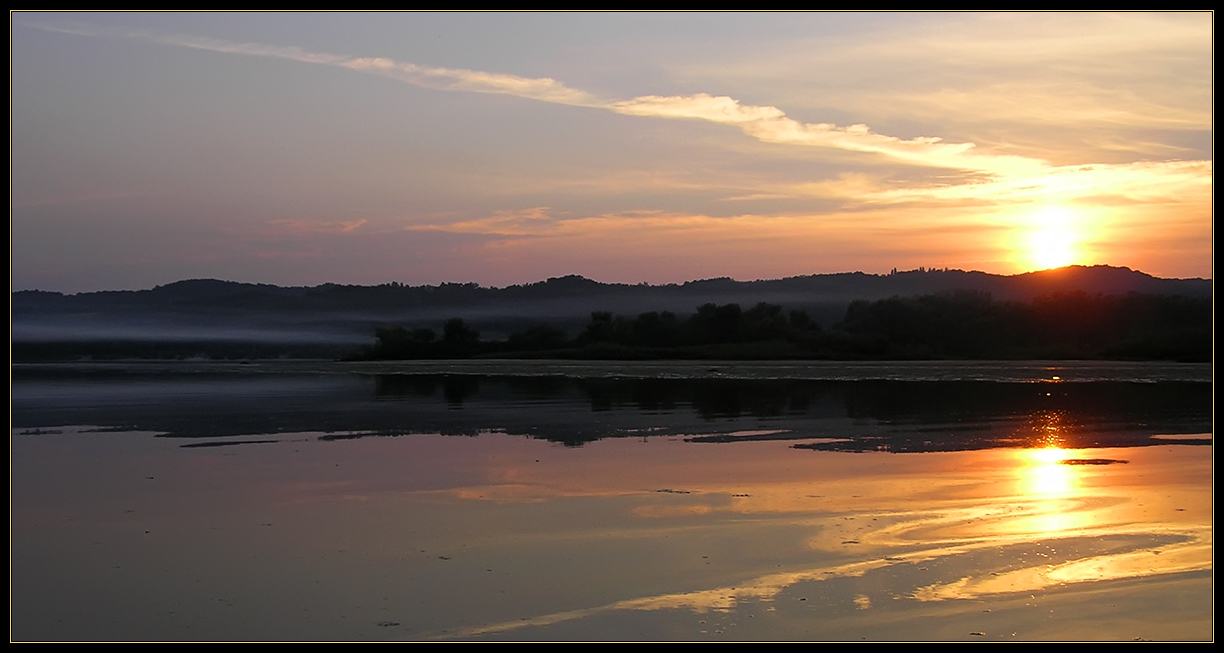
[11,358,1213,383]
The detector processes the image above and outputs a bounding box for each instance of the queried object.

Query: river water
[10,361,1213,641]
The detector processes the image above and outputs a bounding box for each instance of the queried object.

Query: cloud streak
[611,93,1048,176]
[24,19,1211,284]
[32,22,1053,176]
[34,22,603,106]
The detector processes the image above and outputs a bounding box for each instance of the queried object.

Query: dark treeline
[354,291,1211,362]
[15,266,1212,362]
[836,291,1210,361]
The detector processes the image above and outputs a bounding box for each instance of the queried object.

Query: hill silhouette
[11,265,1211,361]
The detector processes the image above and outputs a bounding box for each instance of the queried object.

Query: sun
[1025,206,1080,270]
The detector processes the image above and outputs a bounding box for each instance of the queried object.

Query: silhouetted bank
[13,265,1211,362]
[354,291,1211,362]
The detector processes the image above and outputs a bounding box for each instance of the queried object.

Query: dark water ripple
[10,361,1211,452]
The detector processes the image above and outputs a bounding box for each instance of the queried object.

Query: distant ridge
[12,265,1212,357]
[14,264,1212,303]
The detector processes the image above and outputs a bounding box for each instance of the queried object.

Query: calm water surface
[10,361,1213,641]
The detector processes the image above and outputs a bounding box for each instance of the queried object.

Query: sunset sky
[10,12,1213,293]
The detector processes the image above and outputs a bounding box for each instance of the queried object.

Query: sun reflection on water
[1019,410,1077,529]
[1019,446,1079,536]
[1026,448,1073,495]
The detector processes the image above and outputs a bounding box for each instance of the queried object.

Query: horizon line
[11,264,1212,296]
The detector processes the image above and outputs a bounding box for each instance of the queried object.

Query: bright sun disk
[1026,206,1079,270]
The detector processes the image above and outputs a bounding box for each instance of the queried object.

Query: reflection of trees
[575,378,813,419]
[15,371,1209,450]
[369,377,1210,449]
[805,380,1212,453]
[374,374,438,398]
[373,374,481,407]
[442,376,480,407]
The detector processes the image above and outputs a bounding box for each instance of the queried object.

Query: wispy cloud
[265,218,369,234]
[867,159,1212,207]
[27,19,1211,282]
[405,207,557,237]
[340,57,601,107]
[611,93,1046,176]
[711,13,1211,121]
[33,22,603,106]
[31,22,1054,176]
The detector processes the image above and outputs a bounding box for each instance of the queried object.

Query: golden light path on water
[10,404,1212,641]
[444,420,1211,639]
